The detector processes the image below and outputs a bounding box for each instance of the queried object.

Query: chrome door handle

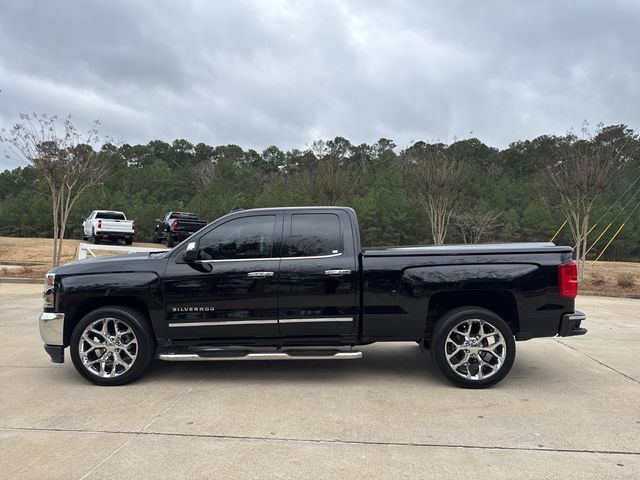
[247,271,275,278]
[325,269,352,276]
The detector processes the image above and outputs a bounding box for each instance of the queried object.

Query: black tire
[92,229,100,244]
[125,237,133,246]
[166,234,175,248]
[70,306,156,386]
[431,307,516,389]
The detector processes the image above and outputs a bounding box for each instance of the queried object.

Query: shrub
[616,273,635,289]
[590,272,606,286]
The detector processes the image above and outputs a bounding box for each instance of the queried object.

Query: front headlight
[43,272,55,309]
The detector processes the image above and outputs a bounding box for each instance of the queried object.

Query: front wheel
[70,306,155,386]
[431,307,515,388]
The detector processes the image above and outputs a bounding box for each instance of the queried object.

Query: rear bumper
[96,231,134,239]
[39,311,65,363]
[558,310,587,337]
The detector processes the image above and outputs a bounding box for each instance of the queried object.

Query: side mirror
[182,240,199,262]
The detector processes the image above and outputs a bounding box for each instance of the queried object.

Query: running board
[158,349,363,362]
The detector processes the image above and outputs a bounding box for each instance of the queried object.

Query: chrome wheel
[445,318,506,381]
[79,317,138,378]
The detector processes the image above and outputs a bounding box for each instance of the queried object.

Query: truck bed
[364,242,572,257]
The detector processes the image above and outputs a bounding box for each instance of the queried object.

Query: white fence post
[77,243,168,260]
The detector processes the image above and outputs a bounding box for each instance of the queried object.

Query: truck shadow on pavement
[136,342,556,389]
[144,343,445,384]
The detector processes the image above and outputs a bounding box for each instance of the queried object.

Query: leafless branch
[0,114,109,266]
[540,131,620,279]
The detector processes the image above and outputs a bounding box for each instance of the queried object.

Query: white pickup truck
[82,210,135,245]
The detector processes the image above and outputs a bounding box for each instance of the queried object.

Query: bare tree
[1,114,109,266]
[304,138,355,205]
[408,144,466,245]
[541,132,620,279]
[453,211,501,244]
[195,158,217,187]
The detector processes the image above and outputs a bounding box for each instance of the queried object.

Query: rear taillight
[97,220,102,229]
[172,219,179,230]
[558,262,578,298]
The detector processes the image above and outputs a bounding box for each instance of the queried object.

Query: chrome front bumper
[39,311,64,345]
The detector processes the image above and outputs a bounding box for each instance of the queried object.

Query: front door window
[198,215,276,260]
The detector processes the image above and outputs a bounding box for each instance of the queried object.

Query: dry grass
[582,261,640,296]
[0,237,163,277]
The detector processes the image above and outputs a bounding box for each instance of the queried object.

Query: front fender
[58,272,163,345]
[59,272,162,309]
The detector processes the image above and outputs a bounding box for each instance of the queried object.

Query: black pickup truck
[39,206,586,388]
[153,211,207,247]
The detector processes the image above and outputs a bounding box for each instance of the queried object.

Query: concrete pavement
[0,283,638,479]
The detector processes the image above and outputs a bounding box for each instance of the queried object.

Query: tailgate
[99,220,134,233]
[175,220,206,232]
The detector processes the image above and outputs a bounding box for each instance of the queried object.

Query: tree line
[1,117,639,265]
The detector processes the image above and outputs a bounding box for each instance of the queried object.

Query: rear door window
[287,213,342,257]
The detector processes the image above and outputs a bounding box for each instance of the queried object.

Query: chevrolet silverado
[40,206,586,388]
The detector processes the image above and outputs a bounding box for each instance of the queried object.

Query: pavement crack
[77,434,137,480]
[74,377,203,479]
[140,378,204,433]
[554,339,640,385]
[3,426,639,457]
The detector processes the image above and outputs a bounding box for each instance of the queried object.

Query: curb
[0,277,42,284]
[580,290,640,300]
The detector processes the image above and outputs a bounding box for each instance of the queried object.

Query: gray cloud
[1,0,639,170]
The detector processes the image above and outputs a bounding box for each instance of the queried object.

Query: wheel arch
[63,296,152,346]
[423,290,519,346]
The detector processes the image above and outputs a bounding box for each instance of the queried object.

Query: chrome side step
[158,349,363,362]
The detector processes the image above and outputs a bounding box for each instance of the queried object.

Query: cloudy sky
[1,0,638,170]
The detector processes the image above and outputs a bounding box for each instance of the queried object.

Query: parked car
[41,206,585,388]
[153,211,206,247]
[82,210,135,245]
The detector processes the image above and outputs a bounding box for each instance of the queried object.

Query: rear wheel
[166,234,176,248]
[92,228,100,244]
[431,307,515,388]
[70,306,155,386]
[125,237,133,245]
